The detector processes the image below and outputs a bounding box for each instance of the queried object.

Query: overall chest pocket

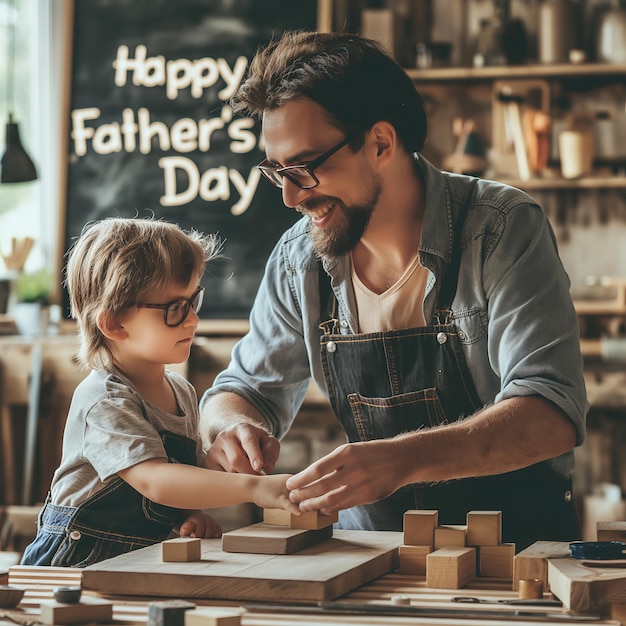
[348,387,448,441]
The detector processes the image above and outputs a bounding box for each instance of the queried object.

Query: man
[200,31,587,549]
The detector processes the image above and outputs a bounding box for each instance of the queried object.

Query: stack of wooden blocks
[398,510,515,589]
[221,508,338,555]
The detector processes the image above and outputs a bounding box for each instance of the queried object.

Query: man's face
[262,100,381,258]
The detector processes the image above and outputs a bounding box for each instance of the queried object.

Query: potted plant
[12,268,54,336]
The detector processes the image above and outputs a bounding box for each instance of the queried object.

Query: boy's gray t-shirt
[50,367,202,508]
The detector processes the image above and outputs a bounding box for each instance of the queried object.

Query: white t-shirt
[352,253,429,333]
[49,367,202,507]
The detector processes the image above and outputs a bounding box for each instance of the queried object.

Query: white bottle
[595,0,626,63]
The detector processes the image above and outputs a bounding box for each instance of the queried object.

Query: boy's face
[114,279,201,367]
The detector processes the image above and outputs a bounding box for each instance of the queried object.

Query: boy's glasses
[257,131,359,190]
[137,286,204,327]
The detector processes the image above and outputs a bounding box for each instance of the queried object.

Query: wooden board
[222,522,333,554]
[548,557,626,614]
[82,530,401,602]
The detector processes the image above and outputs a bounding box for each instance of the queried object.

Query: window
[0,0,58,275]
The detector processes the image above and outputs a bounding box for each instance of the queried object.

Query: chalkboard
[63,0,318,319]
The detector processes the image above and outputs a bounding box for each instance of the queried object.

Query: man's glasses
[137,286,204,327]
[257,131,359,190]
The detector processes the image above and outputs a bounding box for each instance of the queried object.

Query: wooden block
[466,511,502,546]
[548,557,626,614]
[426,547,476,589]
[39,597,113,625]
[597,521,626,543]
[148,600,196,626]
[162,537,202,562]
[403,510,438,546]
[512,541,569,591]
[222,522,333,554]
[398,544,432,575]
[611,603,626,624]
[434,524,467,548]
[478,543,515,578]
[185,607,243,626]
[262,508,338,530]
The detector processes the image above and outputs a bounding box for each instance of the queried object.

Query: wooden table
[2,565,616,626]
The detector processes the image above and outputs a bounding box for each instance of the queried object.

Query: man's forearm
[200,391,271,448]
[397,395,577,485]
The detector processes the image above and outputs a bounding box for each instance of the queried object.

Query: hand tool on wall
[496,88,531,181]
[523,109,551,174]
[1,237,34,272]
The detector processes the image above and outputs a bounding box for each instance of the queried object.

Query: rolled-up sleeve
[485,203,587,445]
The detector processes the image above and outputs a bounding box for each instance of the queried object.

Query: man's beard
[306,174,382,259]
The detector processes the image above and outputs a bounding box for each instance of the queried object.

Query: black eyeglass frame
[257,130,360,190]
[136,285,205,327]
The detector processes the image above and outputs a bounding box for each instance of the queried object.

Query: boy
[21,217,298,567]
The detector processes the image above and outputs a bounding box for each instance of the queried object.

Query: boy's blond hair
[65,218,221,370]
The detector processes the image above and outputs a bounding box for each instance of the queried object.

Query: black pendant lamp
[1,0,38,184]
[2,113,38,183]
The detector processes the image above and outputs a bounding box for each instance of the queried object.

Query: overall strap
[318,261,339,335]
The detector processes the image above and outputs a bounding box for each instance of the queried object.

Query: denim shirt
[201,155,587,477]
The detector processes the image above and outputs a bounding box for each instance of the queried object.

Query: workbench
[1,564,617,626]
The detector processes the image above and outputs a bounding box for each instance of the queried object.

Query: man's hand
[204,422,280,474]
[178,510,222,538]
[286,440,404,514]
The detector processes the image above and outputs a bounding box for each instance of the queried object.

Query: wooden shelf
[196,318,249,336]
[574,301,626,315]
[54,318,249,338]
[500,176,626,191]
[405,62,626,82]
[574,281,626,315]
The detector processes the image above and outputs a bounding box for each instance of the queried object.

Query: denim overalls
[318,211,579,551]
[21,431,195,567]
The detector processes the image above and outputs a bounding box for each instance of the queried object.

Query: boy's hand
[254,474,301,516]
[179,510,222,538]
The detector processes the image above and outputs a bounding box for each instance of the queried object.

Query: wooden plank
[222,523,332,554]
[548,557,626,615]
[39,597,113,624]
[81,530,402,603]
[512,541,570,590]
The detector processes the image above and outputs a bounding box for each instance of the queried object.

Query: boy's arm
[118,458,299,513]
